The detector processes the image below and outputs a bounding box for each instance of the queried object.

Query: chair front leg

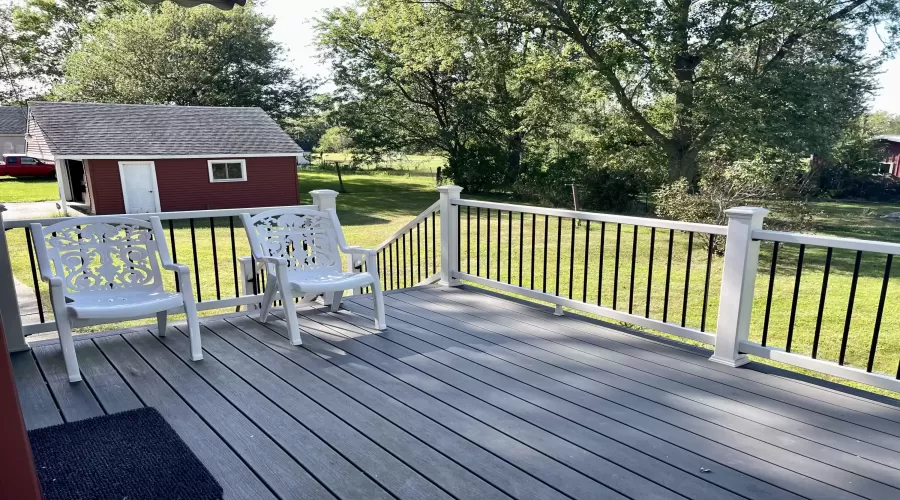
[366,253,386,330]
[275,263,302,345]
[49,284,81,382]
[156,311,167,337]
[176,270,203,361]
[259,273,278,322]
[329,290,344,312]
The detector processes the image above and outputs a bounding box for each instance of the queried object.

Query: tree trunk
[506,130,524,181]
[666,146,700,184]
[669,1,701,185]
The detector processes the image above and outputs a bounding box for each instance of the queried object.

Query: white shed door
[120,162,159,214]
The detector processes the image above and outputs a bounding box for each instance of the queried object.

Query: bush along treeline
[315,0,900,224]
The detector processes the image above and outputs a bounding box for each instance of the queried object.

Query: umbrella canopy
[139,0,246,9]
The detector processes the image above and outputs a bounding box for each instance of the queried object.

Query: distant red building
[876,135,900,177]
[25,102,304,215]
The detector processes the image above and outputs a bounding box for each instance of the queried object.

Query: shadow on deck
[12,286,900,500]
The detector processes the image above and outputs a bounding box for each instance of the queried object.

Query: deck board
[11,350,62,429]
[93,334,277,500]
[32,344,104,422]
[13,286,900,500]
[399,289,900,456]
[389,290,900,474]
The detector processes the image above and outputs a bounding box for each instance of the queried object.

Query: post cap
[724,206,769,218]
[437,185,463,194]
[309,189,339,197]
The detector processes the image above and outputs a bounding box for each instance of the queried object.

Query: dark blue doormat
[28,407,223,500]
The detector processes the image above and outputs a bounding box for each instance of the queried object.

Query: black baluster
[681,232,693,327]
[417,222,422,283]
[168,219,180,292]
[613,224,621,309]
[402,233,407,288]
[519,212,524,287]
[597,222,605,305]
[497,209,502,281]
[189,218,201,302]
[662,229,674,322]
[867,254,892,372]
[569,218,576,298]
[811,248,833,358]
[431,211,436,274]
[229,217,239,297]
[24,228,45,323]
[629,226,638,314]
[542,215,549,293]
[476,207,481,276]
[582,220,591,302]
[646,228,656,318]
[486,209,491,279]
[555,216,562,296]
[761,242,779,346]
[785,244,805,352]
[701,234,715,331]
[839,251,863,365]
[209,217,221,300]
[530,213,536,289]
[425,215,430,276]
[507,210,512,284]
[395,240,401,290]
[388,243,393,290]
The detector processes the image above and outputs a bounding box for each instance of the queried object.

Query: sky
[259,0,900,114]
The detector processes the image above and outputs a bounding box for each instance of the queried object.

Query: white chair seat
[287,270,375,294]
[65,291,184,320]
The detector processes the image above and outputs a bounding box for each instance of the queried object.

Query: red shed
[876,135,900,177]
[24,101,303,215]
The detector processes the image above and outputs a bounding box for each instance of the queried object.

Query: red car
[0,155,56,178]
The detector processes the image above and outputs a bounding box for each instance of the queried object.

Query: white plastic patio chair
[242,207,386,344]
[30,216,202,383]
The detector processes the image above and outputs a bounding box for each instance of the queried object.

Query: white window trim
[208,159,247,183]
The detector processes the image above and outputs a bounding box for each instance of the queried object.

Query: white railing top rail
[753,229,900,256]
[2,204,317,229]
[375,200,441,251]
[454,198,728,235]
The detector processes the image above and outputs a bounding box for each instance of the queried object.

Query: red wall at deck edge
[84,156,301,214]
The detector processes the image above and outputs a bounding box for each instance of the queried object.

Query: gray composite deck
[12,285,900,500]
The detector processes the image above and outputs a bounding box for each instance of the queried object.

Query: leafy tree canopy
[50,1,314,123]
[446,0,900,184]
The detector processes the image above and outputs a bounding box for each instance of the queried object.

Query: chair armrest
[255,256,290,266]
[343,246,377,256]
[161,262,191,275]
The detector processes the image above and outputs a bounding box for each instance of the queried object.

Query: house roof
[27,101,303,159]
[0,106,25,135]
[876,135,900,144]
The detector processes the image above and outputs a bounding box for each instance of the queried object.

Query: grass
[0,176,59,202]
[6,169,900,398]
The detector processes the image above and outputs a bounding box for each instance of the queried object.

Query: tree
[317,0,577,191]
[52,2,315,123]
[868,111,900,135]
[449,0,900,184]
[315,126,354,153]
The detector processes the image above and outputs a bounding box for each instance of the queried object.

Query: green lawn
[7,170,900,397]
[0,176,58,202]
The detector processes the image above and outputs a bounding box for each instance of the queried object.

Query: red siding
[84,157,300,214]
[885,142,900,177]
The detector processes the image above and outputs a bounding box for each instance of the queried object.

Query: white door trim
[118,161,161,214]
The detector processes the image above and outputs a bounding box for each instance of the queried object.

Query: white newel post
[438,186,463,286]
[238,256,258,310]
[310,189,341,303]
[0,206,28,352]
[710,207,768,367]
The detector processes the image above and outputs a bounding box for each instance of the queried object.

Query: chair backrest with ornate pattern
[242,208,342,275]
[32,217,165,295]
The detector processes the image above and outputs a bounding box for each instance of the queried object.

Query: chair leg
[323,291,335,306]
[183,299,203,361]
[329,290,344,312]
[278,280,302,345]
[371,280,387,331]
[57,318,81,383]
[259,274,278,323]
[156,311,167,337]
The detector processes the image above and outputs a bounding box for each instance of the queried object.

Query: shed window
[208,159,247,182]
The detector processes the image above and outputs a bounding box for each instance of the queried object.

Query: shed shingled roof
[0,106,25,135]
[27,101,303,157]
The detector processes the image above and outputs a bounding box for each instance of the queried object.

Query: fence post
[0,206,27,352]
[237,257,258,310]
[710,207,768,367]
[438,185,463,286]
